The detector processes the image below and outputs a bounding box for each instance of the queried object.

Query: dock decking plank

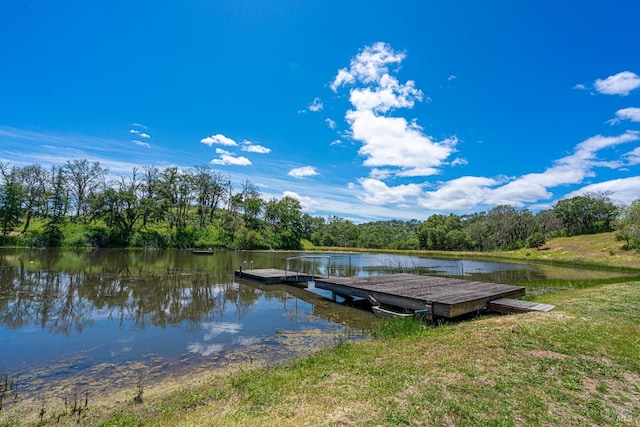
[314,273,526,318]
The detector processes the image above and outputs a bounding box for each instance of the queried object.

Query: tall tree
[18,164,49,232]
[0,163,23,235]
[615,199,640,249]
[64,159,108,220]
[264,196,303,249]
[43,166,68,245]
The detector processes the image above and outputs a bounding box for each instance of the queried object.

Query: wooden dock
[314,273,527,319]
[486,298,555,314]
[234,268,315,284]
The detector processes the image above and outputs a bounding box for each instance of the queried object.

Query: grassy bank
[4,233,640,426]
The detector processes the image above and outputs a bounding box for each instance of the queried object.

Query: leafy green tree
[418,214,464,250]
[615,199,640,249]
[526,232,546,249]
[64,159,108,220]
[553,192,618,236]
[0,164,23,235]
[18,164,49,232]
[43,166,68,246]
[264,196,304,249]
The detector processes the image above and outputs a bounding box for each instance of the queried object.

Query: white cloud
[448,75,456,81]
[624,146,640,165]
[282,190,322,212]
[211,148,251,166]
[355,178,422,205]
[133,140,150,148]
[130,129,150,139]
[131,123,148,130]
[573,83,587,90]
[608,107,640,125]
[187,343,225,357]
[414,131,640,211]
[201,134,238,147]
[331,42,406,92]
[565,176,640,205]
[329,139,342,146]
[594,71,640,96]
[417,176,499,210]
[348,110,456,176]
[451,157,468,166]
[241,141,271,154]
[288,166,319,178]
[333,42,457,178]
[325,118,336,129]
[308,97,323,112]
[201,322,242,340]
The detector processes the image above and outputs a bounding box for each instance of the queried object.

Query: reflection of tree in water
[0,250,274,335]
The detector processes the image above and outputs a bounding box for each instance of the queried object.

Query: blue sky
[1,1,639,222]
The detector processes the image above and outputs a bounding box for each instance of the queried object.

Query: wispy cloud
[594,71,640,96]
[415,131,640,210]
[288,166,319,178]
[282,190,322,212]
[129,129,150,139]
[325,118,336,129]
[607,107,640,125]
[133,140,151,148]
[308,97,323,112]
[241,141,271,154]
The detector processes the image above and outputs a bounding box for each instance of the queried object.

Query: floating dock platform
[314,273,528,319]
[234,268,315,284]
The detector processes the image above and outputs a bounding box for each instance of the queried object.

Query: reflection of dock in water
[234,268,318,284]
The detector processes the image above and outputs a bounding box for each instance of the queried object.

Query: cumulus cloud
[354,178,423,205]
[211,148,251,166]
[565,176,640,205]
[417,176,499,210]
[331,42,457,178]
[594,71,640,96]
[288,166,319,178]
[201,134,238,147]
[330,139,342,146]
[325,118,337,129]
[607,107,640,125]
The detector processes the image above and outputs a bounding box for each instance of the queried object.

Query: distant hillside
[505,232,640,270]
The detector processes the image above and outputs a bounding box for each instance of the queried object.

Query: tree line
[1,159,639,251]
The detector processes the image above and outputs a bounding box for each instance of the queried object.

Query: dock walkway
[314,273,527,318]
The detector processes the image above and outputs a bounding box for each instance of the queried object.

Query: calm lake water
[0,248,627,399]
